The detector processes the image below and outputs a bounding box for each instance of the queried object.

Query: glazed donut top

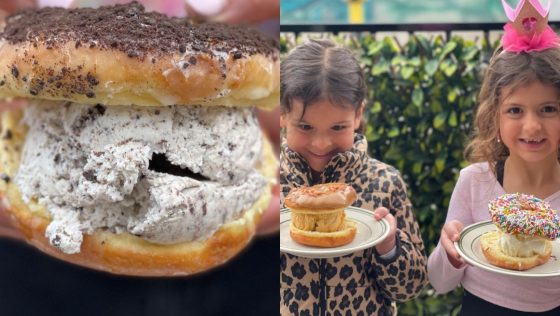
[489,193,560,240]
[0,2,279,108]
[2,2,278,60]
[285,183,357,210]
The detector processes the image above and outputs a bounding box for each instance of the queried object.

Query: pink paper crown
[501,0,560,53]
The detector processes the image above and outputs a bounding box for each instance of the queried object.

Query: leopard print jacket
[280,134,428,316]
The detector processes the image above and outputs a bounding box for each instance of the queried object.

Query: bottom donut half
[289,220,357,248]
[480,231,552,271]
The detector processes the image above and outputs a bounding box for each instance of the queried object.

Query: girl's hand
[0,0,36,19]
[440,220,466,268]
[255,107,280,236]
[68,0,187,17]
[373,207,397,256]
[185,0,279,24]
[0,99,28,112]
[0,118,24,240]
[0,202,23,240]
[255,181,279,236]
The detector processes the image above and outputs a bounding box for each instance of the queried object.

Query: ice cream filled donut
[481,193,560,271]
[286,183,358,248]
[0,2,279,276]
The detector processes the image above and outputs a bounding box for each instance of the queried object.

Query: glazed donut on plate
[481,193,560,271]
[286,183,357,248]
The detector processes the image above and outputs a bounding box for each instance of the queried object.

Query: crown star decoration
[503,0,549,35]
[501,0,559,53]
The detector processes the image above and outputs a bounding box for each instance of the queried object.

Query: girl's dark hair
[465,47,560,173]
[280,39,366,117]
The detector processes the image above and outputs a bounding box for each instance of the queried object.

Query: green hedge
[280,32,500,315]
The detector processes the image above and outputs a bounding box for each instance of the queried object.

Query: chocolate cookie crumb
[1,2,278,60]
[2,129,12,140]
[11,66,18,78]
[82,170,96,182]
[0,173,10,183]
[232,51,243,59]
[86,73,99,86]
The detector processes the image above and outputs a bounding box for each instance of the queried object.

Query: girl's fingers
[441,232,459,258]
[256,107,280,155]
[68,0,187,17]
[256,182,279,236]
[0,99,28,112]
[185,0,279,24]
[443,220,463,241]
[0,0,37,29]
[441,224,468,266]
[0,203,23,240]
[373,207,388,220]
[0,0,37,12]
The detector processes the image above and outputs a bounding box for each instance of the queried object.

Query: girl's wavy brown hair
[464,48,560,174]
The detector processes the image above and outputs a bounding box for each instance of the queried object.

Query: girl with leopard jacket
[280,39,428,316]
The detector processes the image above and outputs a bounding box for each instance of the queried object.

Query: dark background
[0,235,278,316]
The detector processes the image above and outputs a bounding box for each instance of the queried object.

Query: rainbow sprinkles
[489,193,560,240]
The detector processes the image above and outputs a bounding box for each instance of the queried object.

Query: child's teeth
[525,139,542,143]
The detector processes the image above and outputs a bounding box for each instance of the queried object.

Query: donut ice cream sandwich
[0,2,278,276]
[285,183,357,248]
[481,193,560,271]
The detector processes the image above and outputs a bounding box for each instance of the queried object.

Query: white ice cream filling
[498,231,548,257]
[15,100,266,254]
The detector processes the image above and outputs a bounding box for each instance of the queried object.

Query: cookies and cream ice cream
[15,100,266,254]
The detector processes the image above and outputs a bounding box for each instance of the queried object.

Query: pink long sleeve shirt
[428,162,560,312]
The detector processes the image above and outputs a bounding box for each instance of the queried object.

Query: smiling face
[281,99,363,173]
[499,80,560,164]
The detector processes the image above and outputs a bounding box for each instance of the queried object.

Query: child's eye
[506,107,522,115]
[297,123,312,131]
[541,104,559,114]
[332,125,347,131]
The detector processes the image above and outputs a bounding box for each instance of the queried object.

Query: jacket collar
[280,133,368,186]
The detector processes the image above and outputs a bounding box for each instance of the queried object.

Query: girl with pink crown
[428,0,560,314]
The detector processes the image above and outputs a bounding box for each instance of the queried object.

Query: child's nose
[523,113,543,133]
[311,135,332,151]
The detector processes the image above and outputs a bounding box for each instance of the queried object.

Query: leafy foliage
[361,33,497,253]
[280,32,500,315]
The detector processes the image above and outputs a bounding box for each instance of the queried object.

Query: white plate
[455,221,560,278]
[280,206,391,258]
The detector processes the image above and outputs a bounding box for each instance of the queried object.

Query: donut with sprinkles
[488,193,560,240]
